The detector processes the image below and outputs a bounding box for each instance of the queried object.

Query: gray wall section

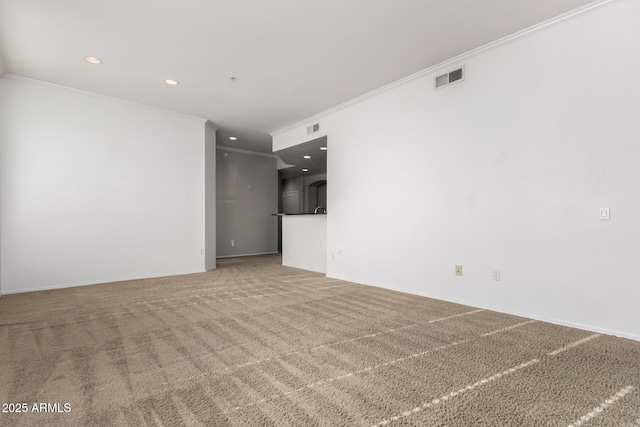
[0,80,2,296]
[282,173,327,214]
[282,177,304,213]
[204,122,217,270]
[217,148,278,257]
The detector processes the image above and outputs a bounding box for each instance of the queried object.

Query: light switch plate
[599,207,610,220]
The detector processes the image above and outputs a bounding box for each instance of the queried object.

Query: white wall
[273,1,640,340]
[0,76,209,293]
[216,147,278,257]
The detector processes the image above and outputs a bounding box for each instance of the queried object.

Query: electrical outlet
[493,270,501,281]
[231,239,235,247]
[599,207,610,220]
[455,265,462,276]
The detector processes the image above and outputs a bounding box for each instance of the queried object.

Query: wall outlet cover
[455,265,463,276]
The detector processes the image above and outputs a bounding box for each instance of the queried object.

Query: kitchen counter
[272,213,327,216]
[278,214,327,274]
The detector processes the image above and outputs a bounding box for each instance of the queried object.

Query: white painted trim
[205,120,218,131]
[216,251,279,259]
[217,251,280,259]
[271,0,621,136]
[4,74,208,123]
[1,270,207,295]
[216,145,279,158]
[326,273,640,343]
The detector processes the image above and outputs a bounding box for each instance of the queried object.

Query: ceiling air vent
[435,66,465,89]
[307,123,320,135]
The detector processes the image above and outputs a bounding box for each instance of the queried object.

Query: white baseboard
[5,283,84,294]
[327,273,640,343]
[217,251,279,259]
[442,296,640,343]
[1,269,207,295]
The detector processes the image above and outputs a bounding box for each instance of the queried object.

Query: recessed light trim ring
[84,56,102,64]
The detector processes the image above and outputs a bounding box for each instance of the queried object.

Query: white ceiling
[0,0,596,153]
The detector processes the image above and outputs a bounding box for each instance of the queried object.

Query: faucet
[314,206,326,214]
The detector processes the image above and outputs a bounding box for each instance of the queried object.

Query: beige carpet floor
[0,254,638,426]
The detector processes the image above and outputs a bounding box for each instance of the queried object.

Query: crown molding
[216,145,278,158]
[3,74,208,123]
[271,0,620,137]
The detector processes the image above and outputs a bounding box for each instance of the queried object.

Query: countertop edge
[272,213,327,216]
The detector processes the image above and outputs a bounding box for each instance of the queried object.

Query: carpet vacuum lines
[546,333,601,356]
[426,309,484,323]
[91,284,316,310]
[225,319,538,413]
[2,288,456,372]
[0,309,488,401]
[0,284,387,335]
[165,308,487,387]
[279,275,328,283]
[370,333,605,426]
[86,276,291,302]
[33,278,346,313]
[87,276,325,304]
[67,272,316,305]
[567,385,636,427]
[373,359,541,426]
[0,283,358,326]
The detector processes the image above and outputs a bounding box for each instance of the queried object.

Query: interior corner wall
[0,77,207,293]
[204,123,217,270]
[0,77,3,297]
[273,1,640,340]
[216,148,278,257]
[0,78,4,298]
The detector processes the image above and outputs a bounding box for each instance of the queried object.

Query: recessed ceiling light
[303,155,311,159]
[302,168,309,172]
[164,79,179,86]
[229,136,237,141]
[320,146,328,151]
[84,56,102,64]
